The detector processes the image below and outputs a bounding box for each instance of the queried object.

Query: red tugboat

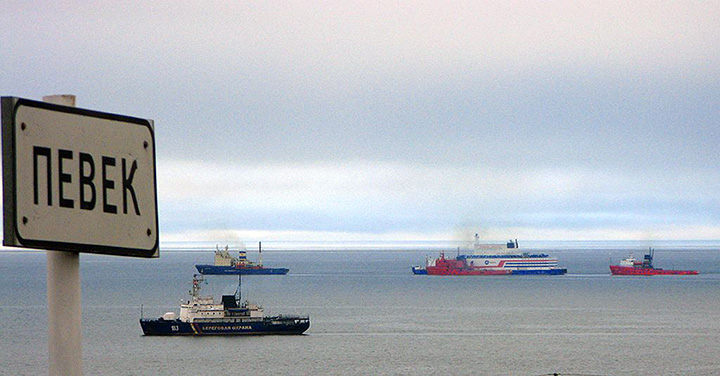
[610,248,698,276]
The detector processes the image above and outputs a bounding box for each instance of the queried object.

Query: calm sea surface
[2,241,719,375]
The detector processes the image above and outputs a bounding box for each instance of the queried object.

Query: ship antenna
[259,241,263,267]
[649,247,654,268]
[235,274,242,305]
[190,274,203,297]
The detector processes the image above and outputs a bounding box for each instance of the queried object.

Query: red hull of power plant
[425,254,512,276]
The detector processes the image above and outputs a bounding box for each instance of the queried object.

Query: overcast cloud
[2,1,719,241]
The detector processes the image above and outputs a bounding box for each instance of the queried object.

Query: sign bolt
[147,228,152,236]
[21,122,27,130]
[22,216,28,224]
[143,141,148,149]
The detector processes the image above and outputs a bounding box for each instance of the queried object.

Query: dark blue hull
[412,266,428,275]
[195,265,289,275]
[140,317,309,335]
[511,268,567,275]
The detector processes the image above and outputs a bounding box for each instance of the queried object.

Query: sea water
[1,242,719,375]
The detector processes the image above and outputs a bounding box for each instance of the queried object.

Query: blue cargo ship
[195,243,289,275]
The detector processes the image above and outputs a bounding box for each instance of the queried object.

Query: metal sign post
[42,95,83,376]
[1,95,159,375]
[47,248,82,375]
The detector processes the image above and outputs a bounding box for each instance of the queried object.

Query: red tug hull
[609,265,698,276]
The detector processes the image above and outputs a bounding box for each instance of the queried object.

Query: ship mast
[190,274,203,298]
[258,241,263,267]
[234,273,242,305]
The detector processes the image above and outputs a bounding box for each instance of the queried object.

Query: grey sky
[2,1,719,241]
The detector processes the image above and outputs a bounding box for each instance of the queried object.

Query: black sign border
[2,97,159,258]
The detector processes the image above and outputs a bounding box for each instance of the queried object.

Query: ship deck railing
[459,254,550,259]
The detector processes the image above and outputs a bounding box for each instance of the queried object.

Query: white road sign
[2,97,158,257]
